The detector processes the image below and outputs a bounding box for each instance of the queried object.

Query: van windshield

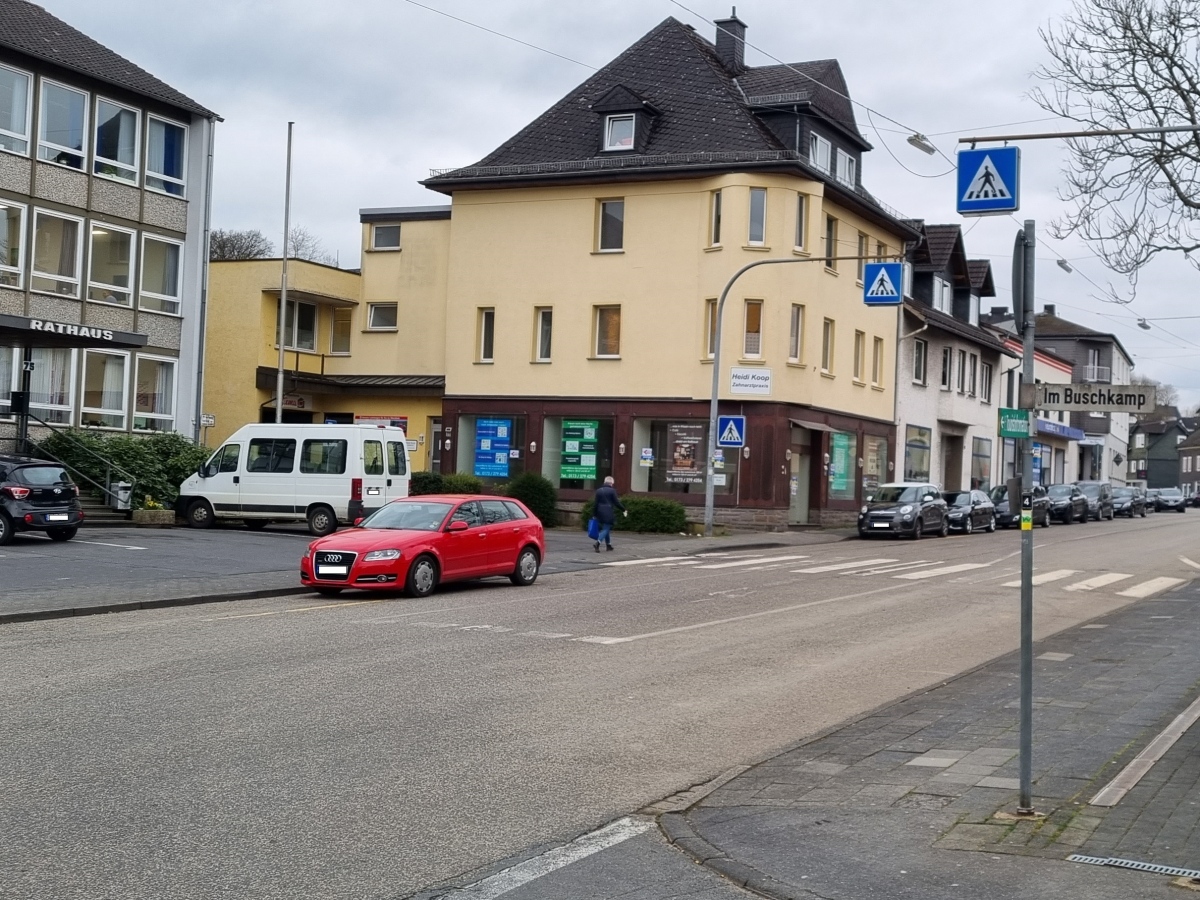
[362,500,452,531]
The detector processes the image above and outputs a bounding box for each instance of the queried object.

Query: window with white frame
[1179,434,1187,444]
[1134,433,1145,448]
[748,188,766,245]
[535,307,553,361]
[367,303,398,330]
[93,98,139,183]
[372,224,400,249]
[795,193,806,249]
[824,215,837,268]
[957,349,967,392]
[0,202,25,287]
[940,346,952,390]
[38,80,87,169]
[0,63,31,155]
[821,318,835,372]
[875,240,886,263]
[789,304,804,362]
[710,190,722,246]
[31,210,82,296]
[29,347,74,424]
[969,293,980,326]
[980,362,993,403]
[913,339,928,384]
[705,298,717,358]
[743,300,763,357]
[133,355,175,431]
[0,346,12,417]
[146,116,187,196]
[597,199,624,251]
[872,337,884,386]
[604,114,635,151]
[478,308,495,362]
[968,353,978,396]
[856,232,867,282]
[933,276,953,314]
[81,350,127,428]
[809,133,831,173]
[853,330,865,381]
[595,306,621,357]
[88,223,134,306]
[331,308,352,354]
[836,149,856,187]
[278,299,316,351]
[140,236,181,314]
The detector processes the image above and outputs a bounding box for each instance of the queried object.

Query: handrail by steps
[17,414,139,508]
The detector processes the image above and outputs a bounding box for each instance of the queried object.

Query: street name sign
[1020,383,1156,414]
[957,146,1021,216]
[999,407,1035,438]
[863,262,906,306]
[716,415,746,448]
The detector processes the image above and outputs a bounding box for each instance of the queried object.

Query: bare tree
[1034,0,1200,291]
[287,226,337,266]
[209,228,274,261]
[1131,373,1181,417]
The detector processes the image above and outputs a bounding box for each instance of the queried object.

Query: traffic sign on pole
[957,146,1021,216]
[716,415,746,448]
[863,262,907,306]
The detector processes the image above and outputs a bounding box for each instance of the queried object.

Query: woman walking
[592,476,627,552]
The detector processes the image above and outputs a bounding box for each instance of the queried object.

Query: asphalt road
[0,514,1196,899]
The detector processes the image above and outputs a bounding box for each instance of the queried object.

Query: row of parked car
[857,480,1188,539]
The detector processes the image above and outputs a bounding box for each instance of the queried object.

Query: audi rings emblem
[323,553,344,562]
[53,488,62,494]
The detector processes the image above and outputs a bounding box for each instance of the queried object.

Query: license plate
[316,565,348,576]
[47,514,69,522]
[872,522,890,528]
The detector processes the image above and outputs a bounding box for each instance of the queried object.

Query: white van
[177,423,411,535]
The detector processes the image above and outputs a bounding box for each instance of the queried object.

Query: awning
[789,419,835,432]
[1077,437,1105,446]
[0,313,147,350]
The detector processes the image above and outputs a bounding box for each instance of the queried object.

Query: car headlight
[949,511,963,517]
[861,505,868,514]
[899,505,913,514]
[303,547,312,559]
[364,549,402,561]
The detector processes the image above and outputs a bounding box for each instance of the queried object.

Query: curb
[0,586,301,625]
[660,814,797,900]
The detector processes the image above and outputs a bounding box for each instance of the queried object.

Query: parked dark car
[858,482,947,539]
[1156,487,1188,512]
[1075,481,1115,521]
[1145,489,1161,512]
[1191,491,1200,508]
[1046,483,1089,524]
[1112,486,1146,518]
[0,455,83,545]
[942,490,997,534]
[991,483,1051,529]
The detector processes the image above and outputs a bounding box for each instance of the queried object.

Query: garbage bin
[110,482,132,511]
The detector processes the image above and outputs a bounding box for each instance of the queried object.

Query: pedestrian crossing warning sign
[956,146,1020,216]
[716,415,746,448]
[867,267,897,297]
[862,262,905,306]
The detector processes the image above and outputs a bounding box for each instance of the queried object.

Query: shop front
[1035,418,1084,486]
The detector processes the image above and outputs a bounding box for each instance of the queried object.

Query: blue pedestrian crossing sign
[863,262,905,306]
[716,415,746,448]
[956,146,1020,216]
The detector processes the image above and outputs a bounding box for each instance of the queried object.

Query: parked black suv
[1047,483,1089,523]
[991,483,1052,528]
[1112,486,1146,518]
[1075,481,1115,521]
[1156,487,1188,513]
[0,455,83,545]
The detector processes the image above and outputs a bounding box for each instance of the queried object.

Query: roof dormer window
[605,114,635,151]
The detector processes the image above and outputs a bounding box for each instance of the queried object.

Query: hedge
[409,471,445,496]
[580,495,688,533]
[504,472,558,526]
[441,472,484,494]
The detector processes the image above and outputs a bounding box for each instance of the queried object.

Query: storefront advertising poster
[666,423,705,484]
[829,431,856,500]
[474,418,512,478]
[639,448,654,468]
[560,419,599,480]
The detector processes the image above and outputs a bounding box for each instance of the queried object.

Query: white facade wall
[997,349,1081,486]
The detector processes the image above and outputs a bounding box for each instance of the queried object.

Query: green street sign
[999,407,1035,439]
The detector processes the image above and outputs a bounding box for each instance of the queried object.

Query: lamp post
[275,122,294,424]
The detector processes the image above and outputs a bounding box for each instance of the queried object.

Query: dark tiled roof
[1033,312,1105,337]
[1177,429,1200,449]
[736,59,863,143]
[0,0,216,118]
[967,260,995,297]
[921,224,961,272]
[905,301,1017,357]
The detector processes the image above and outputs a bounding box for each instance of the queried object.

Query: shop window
[971,437,992,490]
[828,431,858,501]
[629,419,736,496]
[904,425,931,481]
[541,417,614,490]
[863,435,888,497]
[455,415,527,486]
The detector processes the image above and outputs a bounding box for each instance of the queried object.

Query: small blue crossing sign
[716,415,746,448]
[956,146,1020,216]
[863,262,905,306]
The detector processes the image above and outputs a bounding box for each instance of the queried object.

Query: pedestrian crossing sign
[863,262,905,306]
[956,146,1020,216]
[717,415,746,448]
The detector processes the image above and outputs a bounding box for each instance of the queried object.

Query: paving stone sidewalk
[664,578,1200,898]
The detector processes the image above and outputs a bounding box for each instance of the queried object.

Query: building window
[872,337,884,386]
[367,303,397,330]
[710,190,722,246]
[969,293,980,326]
[705,298,717,358]
[278,300,316,351]
[971,437,993,490]
[371,224,400,249]
[478,308,495,362]
[38,80,87,169]
[913,338,928,385]
[604,114,635,151]
[980,362,993,403]
[821,318,835,372]
[795,193,807,249]
[875,241,886,263]
[933,276,953,314]
[29,347,75,424]
[0,202,25,287]
[88,223,134,306]
[1134,433,1145,449]
[856,232,868,282]
[598,199,624,251]
[957,349,967,393]
[789,304,803,362]
[853,330,865,381]
[146,116,187,197]
[93,98,139,183]
[31,210,82,297]
[331,308,352,354]
[140,236,181,314]
[828,431,858,500]
[904,425,932,481]
[535,307,553,361]
[824,216,837,269]
[748,187,766,245]
[81,350,127,428]
[836,149,856,187]
[742,300,763,357]
[967,353,978,396]
[809,133,831,173]
[595,305,621,357]
[133,355,175,432]
[540,416,614,490]
[0,64,31,155]
[940,346,952,390]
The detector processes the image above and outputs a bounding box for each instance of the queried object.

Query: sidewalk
[663,578,1200,898]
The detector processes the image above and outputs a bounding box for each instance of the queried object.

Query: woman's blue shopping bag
[587,517,601,540]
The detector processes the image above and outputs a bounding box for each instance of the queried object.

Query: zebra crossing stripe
[600,557,690,567]
[696,555,809,569]
[1118,577,1187,599]
[792,558,897,574]
[1064,573,1134,592]
[894,563,989,580]
[1003,569,1079,587]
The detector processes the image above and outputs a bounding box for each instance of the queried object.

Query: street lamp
[1056,258,1073,273]
[1138,318,1151,330]
[906,133,937,155]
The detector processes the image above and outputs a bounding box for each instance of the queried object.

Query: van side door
[203,442,242,517]
[385,439,410,503]
[241,438,297,518]
[361,438,387,515]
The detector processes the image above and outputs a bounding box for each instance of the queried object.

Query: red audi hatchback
[300,494,545,598]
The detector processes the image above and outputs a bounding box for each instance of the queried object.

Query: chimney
[990,306,1009,318]
[714,8,747,74]
[1043,303,1056,316]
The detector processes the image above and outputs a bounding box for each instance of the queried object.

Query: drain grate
[1067,854,1200,879]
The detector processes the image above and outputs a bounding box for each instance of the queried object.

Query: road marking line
[437,816,654,899]
[1180,556,1200,571]
[895,563,989,580]
[649,560,703,567]
[1091,692,1200,807]
[1118,577,1187,598]
[696,555,809,569]
[216,611,281,620]
[286,600,381,613]
[848,560,938,576]
[600,556,690,567]
[1064,573,1134,592]
[520,631,573,639]
[792,558,897,574]
[71,539,148,550]
[1003,569,1080,587]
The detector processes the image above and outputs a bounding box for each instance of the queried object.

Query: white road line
[1064,573,1134,592]
[848,560,939,576]
[600,556,690,567]
[1180,556,1200,571]
[438,816,654,899]
[894,563,989,580]
[520,631,573,639]
[792,558,897,574]
[71,539,148,550]
[649,560,704,567]
[1003,569,1080,588]
[1091,692,1200,808]
[696,555,809,569]
[1118,577,1187,599]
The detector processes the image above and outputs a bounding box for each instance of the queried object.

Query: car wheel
[1061,510,1071,525]
[245,519,269,531]
[938,517,949,537]
[406,554,439,598]
[1107,508,1114,520]
[307,505,338,537]
[964,517,973,535]
[46,527,77,542]
[987,515,997,533]
[186,499,214,529]
[1042,510,1051,528]
[909,517,922,540]
[510,546,540,586]
[314,587,343,597]
[0,512,13,546]
[1141,509,1146,517]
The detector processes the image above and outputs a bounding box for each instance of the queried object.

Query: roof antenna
[731,6,737,14]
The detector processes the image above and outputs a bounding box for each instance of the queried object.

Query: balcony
[1078,364,1111,383]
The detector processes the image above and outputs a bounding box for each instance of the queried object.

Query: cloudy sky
[39,0,1200,409]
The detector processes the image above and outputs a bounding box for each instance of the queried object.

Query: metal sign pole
[275,121,294,424]
[1018,220,1036,814]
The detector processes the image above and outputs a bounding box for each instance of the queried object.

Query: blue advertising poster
[474,418,512,478]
